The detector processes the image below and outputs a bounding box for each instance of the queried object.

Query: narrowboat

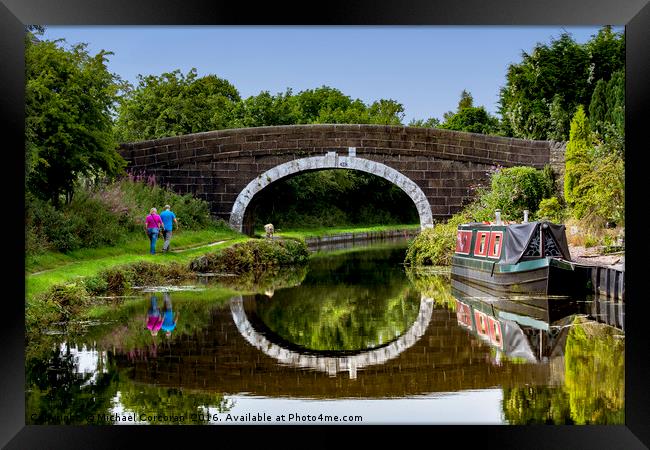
[451,215,592,295]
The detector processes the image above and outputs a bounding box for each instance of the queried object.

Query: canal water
[26,240,625,425]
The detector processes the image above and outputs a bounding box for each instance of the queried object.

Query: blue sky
[42,26,622,124]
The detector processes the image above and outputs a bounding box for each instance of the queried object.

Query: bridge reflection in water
[230,294,434,379]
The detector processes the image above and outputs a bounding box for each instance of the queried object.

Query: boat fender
[490,261,496,277]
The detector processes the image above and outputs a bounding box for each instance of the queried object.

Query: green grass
[26,231,249,300]
[265,223,420,242]
[26,226,241,274]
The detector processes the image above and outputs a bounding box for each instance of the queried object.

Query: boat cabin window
[473,231,490,256]
[488,231,503,259]
[455,230,473,255]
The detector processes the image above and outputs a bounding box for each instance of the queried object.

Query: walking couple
[145,204,178,255]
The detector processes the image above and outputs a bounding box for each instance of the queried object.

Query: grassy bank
[27,226,242,274]
[26,231,247,300]
[266,223,420,242]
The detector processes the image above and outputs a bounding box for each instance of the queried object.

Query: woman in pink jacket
[144,207,164,255]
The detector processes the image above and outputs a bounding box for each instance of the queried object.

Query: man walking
[160,204,179,253]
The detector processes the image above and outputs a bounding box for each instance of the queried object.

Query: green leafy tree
[588,79,609,135]
[567,85,624,227]
[439,90,500,135]
[229,89,296,128]
[572,152,624,226]
[563,106,592,206]
[440,106,501,135]
[590,69,624,150]
[292,86,360,123]
[548,94,571,141]
[367,99,405,125]
[499,33,590,140]
[499,27,624,141]
[457,89,474,110]
[606,70,625,143]
[115,68,241,141]
[25,31,126,204]
[585,25,625,86]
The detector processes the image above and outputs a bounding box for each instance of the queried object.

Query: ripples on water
[25,238,624,425]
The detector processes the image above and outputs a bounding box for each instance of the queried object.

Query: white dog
[264,223,274,239]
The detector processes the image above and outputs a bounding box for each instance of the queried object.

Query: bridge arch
[229,150,434,233]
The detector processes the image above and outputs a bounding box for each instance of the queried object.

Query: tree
[498,27,624,141]
[548,94,571,141]
[585,26,625,86]
[588,79,609,135]
[292,86,358,123]
[572,153,624,226]
[437,90,500,135]
[229,85,405,127]
[366,99,405,125]
[457,89,474,110]
[499,32,591,140]
[25,31,126,204]
[589,69,624,151]
[440,106,501,135]
[114,68,241,141]
[228,89,296,128]
[563,106,592,206]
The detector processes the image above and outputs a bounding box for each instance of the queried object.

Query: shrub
[537,197,567,223]
[99,266,134,294]
[466,165,555,222]
[584,235,599,248]
[404,212,471,266]
[26,175,220,257]
[571,152,624,228]
[118,176,212,230]
[83,275,109,296]
[40,283,89,315]
[189,238,309,273]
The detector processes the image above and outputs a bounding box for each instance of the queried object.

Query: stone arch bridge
[118,124,565,234]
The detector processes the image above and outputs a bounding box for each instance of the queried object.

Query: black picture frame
[3,0,648,448]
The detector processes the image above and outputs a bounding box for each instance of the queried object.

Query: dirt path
[169,240,226,253]
[568,245,625,268]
